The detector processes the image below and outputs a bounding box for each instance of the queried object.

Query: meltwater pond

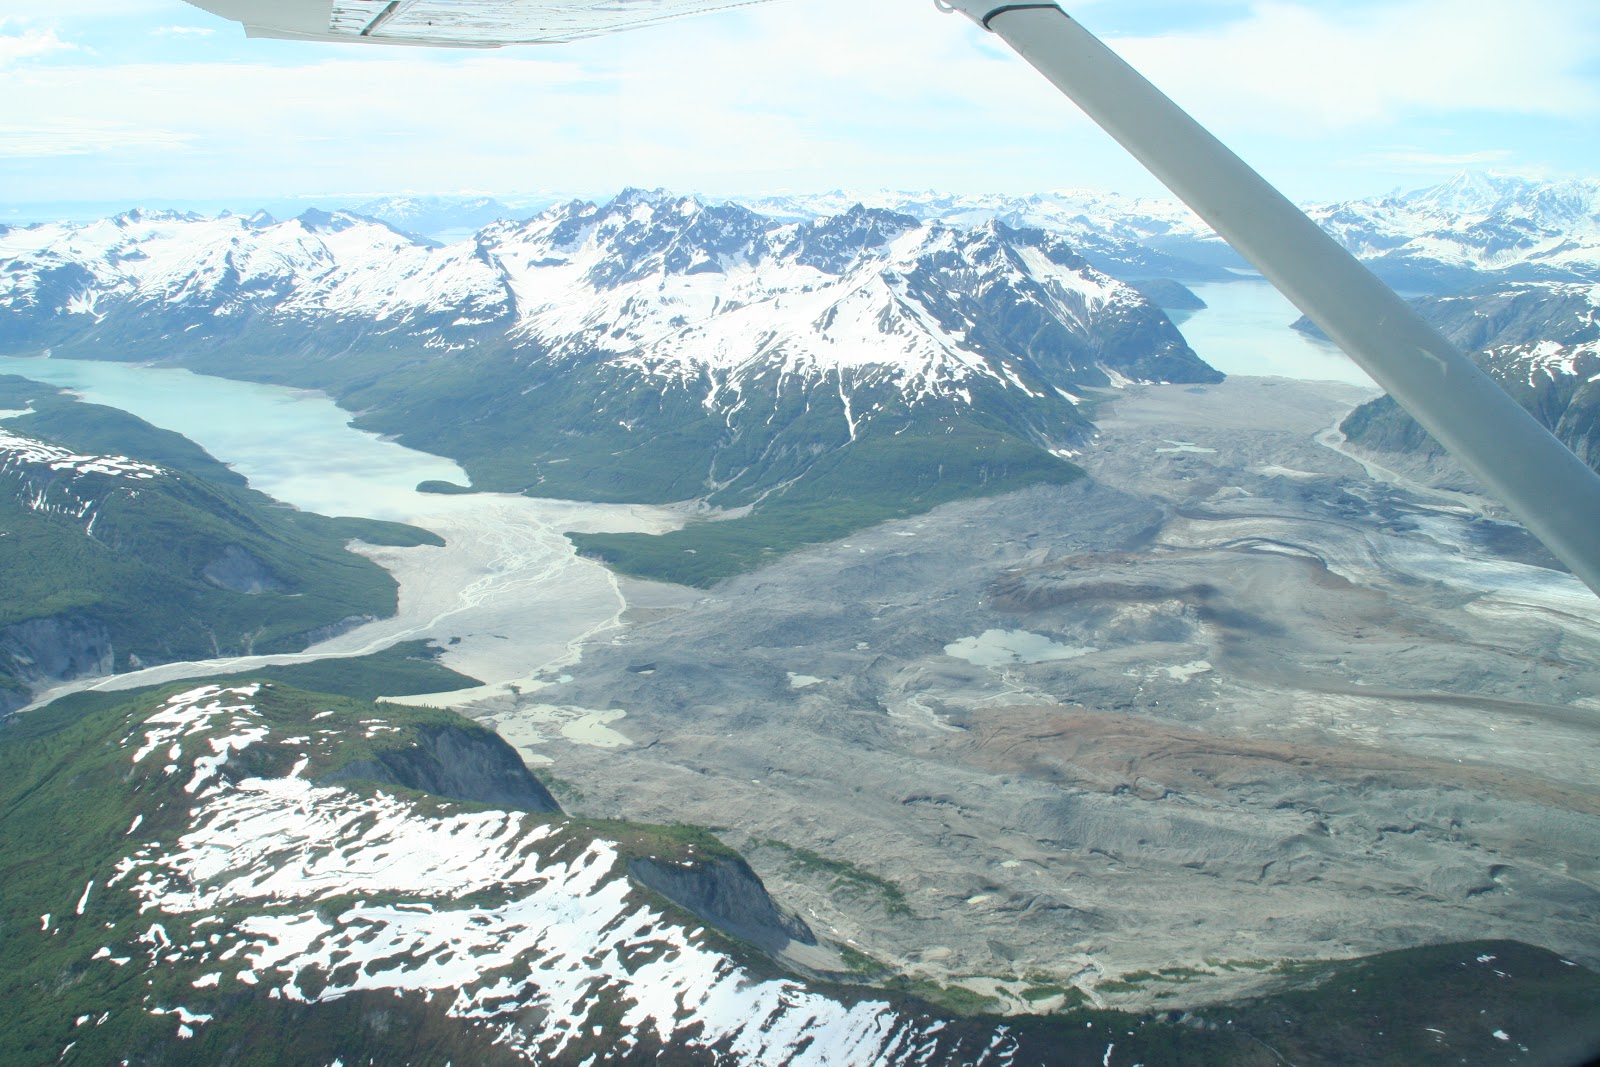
[0,354,688,709]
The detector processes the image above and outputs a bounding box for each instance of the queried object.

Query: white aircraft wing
[183,0,777,47]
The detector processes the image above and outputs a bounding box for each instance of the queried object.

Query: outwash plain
[467,376,1600,1013]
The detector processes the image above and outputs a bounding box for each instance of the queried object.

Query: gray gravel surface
[474,377,1600,1013]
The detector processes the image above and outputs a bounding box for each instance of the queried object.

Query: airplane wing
[182,0,778,47]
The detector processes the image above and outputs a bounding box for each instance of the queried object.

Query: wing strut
[944,1,1600,599]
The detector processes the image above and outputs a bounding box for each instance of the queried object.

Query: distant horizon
[2,167,1587,228]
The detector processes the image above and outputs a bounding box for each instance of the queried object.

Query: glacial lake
[1172,278,1379,388]
[0,355,468,521]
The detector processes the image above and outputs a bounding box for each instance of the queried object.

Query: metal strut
[940,1,1600,599]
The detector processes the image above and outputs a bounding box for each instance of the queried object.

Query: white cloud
[1,0,1595,201]
[1112,0,1600,136]
[0,123,193,157]
[2,0,175,17]
[0,23,75,67]
[1358,148,1515,170]
[153,25,216,37]
[0,0,1086,194]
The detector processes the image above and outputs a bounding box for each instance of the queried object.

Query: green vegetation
[70,341,1089,587]
[0,380,444,705]
[244,640,481,701]
[1099,964,1214,992]
[1019,983,1087,1008]
[882,976,1000,1017]
[572,428,1082,586]
[583,819,745,867]
[755,838,911,916]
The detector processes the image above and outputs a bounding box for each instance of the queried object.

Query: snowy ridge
[94,684,1021,1065]
[0,207,512,329]
[0,426,166,536]
[735,188,1203,243]
[740,174,1600,287]
[1306,173,1600,284]
[0,193,1198,419]
[1489,334,1600,388]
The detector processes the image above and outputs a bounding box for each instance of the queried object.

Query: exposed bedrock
[0,614,115,713]
[323,724,562,813]
[628,853,817,955]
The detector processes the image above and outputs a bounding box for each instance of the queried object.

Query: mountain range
[0,191,1219,583]
[735,173,1600,292]
[355,193,518,239]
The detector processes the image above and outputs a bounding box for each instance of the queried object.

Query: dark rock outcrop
[323,724,561,813]
[1126,278,1207,311]
[0,614,114,713]
[628,853,816,955]
[202,544,286,594]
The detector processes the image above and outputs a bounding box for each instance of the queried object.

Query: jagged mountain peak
[111,208,201,227]
[294,207,386,234]
[0,196,1218,517]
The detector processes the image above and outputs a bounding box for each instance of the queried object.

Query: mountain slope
[0,376,440,711]
[1337,282,1600,479]
[6,680,1593,1066]
[0,193,1218,583]
[0,681,1156,1066]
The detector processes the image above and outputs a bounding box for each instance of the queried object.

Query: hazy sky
[3,0,1598,213]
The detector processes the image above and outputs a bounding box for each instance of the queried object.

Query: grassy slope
[0,683,498,1066]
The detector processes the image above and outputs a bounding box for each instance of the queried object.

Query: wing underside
[185,0,776,46]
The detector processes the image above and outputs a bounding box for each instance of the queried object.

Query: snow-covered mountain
[735,188,1237,281]
[0,193,1217,547]
[1340,280,1600,475]
[354,193,514,239]
[7,680,1046,1064]
[1306,173,1600,290]
[740,174,1600,292]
